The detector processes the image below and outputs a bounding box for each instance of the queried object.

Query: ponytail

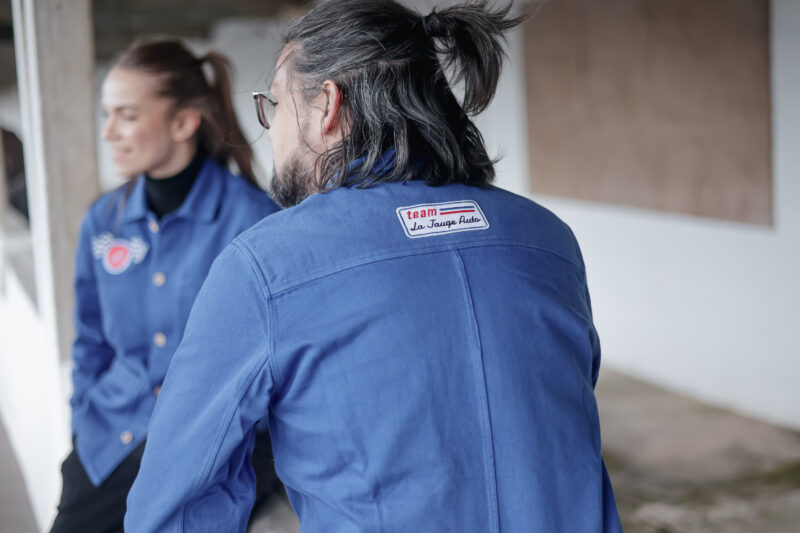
[198,51,258,187]
[421,2,527,115]
[283,0,528,190]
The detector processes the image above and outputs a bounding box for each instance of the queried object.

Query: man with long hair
[126,2,622,531]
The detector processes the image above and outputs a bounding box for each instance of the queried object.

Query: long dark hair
[116,37,258,186]
[282,0,527,190]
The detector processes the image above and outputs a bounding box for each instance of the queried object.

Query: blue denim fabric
[126,179,622,532]
[70,158,279,486]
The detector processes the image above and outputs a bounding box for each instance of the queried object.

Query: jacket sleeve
[70,212,115,434]
[125,242,274,533]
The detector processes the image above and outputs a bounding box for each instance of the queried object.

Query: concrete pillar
[0,131,7,294]
[11,0,100,360]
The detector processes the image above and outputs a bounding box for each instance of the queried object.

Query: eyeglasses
[252,87,321,129]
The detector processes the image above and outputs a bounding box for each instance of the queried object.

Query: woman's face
[101,67,180,178]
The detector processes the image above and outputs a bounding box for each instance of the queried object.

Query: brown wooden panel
[524,0,772,225]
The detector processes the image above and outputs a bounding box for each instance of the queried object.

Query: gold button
[120,430,133,445]
[154,385,162,396]
[148,220,159,233]
[153,272,166,287]
[153,332,167,347]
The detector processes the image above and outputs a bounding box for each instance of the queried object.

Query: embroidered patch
[396,200,490,239]
[91,232,149,275]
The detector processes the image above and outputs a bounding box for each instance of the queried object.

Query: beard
[268,151,318,209]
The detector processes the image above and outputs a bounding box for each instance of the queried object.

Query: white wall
[0,267,71,531]
[488,0,800,430]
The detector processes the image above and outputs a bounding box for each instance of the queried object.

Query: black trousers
[49,431,281,533]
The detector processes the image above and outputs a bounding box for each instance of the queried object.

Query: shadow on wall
[3,128,27,221]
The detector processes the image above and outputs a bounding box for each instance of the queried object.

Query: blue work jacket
[70,158,278,486]
[125,179,622,532]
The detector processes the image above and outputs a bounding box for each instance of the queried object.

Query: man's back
[125,180,621,532]
[235,181,620,532]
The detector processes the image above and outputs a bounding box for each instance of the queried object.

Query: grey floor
[597,370,800,532]
[249,495,299,533]
[4,370,800,532]
[0,413,39,533]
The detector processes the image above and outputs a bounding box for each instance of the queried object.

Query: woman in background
[50,38,280,533]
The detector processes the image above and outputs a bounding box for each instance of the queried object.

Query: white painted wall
[488,0,800,430]
[0,267,71,531]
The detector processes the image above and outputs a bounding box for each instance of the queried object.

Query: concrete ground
[597,370,800,533]
[0,414,39,533]
[4,369,800,532]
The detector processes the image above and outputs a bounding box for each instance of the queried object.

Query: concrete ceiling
[92,0,313,60]
[0,0,313,87]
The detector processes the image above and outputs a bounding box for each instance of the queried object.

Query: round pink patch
[103,241,132,274]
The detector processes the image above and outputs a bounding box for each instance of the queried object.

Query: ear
[170,107,203,143]
[320,79,344,136]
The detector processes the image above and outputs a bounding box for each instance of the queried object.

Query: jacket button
[153,332,166,347]
[149,219,159,233]
[120,430,133,445]
[152,272,166,287]
[154,385,162,396]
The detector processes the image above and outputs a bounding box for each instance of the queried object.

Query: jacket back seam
[453,249,501,533]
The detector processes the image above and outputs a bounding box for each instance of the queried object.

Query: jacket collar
[342,148,396,185]
[120,158,225,224]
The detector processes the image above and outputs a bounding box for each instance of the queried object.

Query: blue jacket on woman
[70,158,279,486]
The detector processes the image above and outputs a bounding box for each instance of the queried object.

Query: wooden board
[523,0,772,225]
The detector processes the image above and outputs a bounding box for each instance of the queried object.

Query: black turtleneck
[144,147,207,219]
